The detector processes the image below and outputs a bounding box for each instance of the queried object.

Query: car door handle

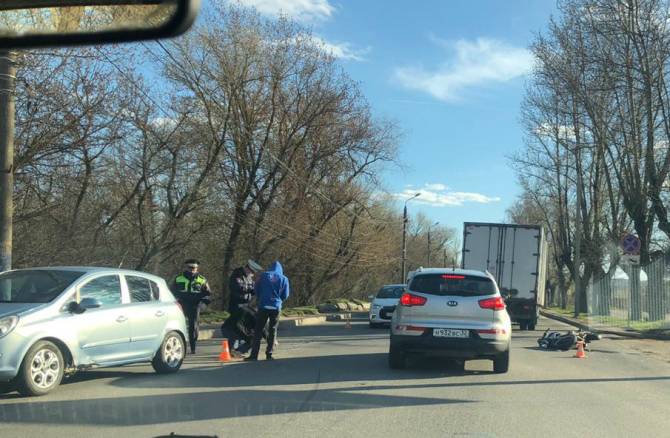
[155,311,165,317]
[116,316,128,323]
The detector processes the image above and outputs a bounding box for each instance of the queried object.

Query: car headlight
[0,315,19,339]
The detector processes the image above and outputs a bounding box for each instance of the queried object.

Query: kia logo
[447,301,458,307]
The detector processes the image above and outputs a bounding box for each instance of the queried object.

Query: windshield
[376,286,404,299]
[0,270,84,303]
[409,274,496,297]
[2,0,670,435]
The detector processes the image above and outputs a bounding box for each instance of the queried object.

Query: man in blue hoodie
[245,261,290,361]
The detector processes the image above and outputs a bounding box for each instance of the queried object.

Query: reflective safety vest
[174,273,208,293]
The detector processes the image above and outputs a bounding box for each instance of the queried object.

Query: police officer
[172,259,211,354]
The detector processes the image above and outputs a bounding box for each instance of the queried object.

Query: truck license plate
[433,328,469,338]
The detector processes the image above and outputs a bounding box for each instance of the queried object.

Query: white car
[389,268,512,372]
[369,284,405,328]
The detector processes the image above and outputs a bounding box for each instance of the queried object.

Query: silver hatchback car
[0,267,188,396]
[389,268,512,372]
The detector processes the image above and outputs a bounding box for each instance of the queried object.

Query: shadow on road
[0,384,473,426]
[332,375,670,393]
[107,352,475,391]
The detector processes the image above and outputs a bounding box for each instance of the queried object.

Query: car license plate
[433,328,469,338]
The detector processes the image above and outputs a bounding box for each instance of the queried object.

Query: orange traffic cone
[574,340,586,359]
[219,339,232,362]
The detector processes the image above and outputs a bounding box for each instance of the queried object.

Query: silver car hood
[0,302,46,318]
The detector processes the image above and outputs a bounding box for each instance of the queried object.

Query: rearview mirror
[0,0,199,49]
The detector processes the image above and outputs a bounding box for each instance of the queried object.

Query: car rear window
[377,286,404,299]
[409,274,496,297]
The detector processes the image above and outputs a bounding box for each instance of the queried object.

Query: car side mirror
[67,301,84,314]
[68,297,102,314]
[80,297,103,309]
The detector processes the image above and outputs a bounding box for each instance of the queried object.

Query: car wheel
[17,340,64,396]
[528,320,537,331]
[389,343,406,369]
[493,349,510,374]
[519,321,528,331]
[152,331,185,374]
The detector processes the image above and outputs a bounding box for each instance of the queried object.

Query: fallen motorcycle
[537,328,601,351]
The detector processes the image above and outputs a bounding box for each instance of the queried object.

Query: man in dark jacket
[245,261,290,361]
[223,259,262,353]
[171,259,211,354]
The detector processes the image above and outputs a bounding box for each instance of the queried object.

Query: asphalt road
[1,316,669,438]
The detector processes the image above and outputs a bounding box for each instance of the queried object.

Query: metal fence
[587,256,670,331]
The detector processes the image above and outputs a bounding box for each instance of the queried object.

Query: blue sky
[229,0,558,232]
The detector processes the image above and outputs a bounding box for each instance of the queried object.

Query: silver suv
[389,268,511,372]
[0,267,188,396]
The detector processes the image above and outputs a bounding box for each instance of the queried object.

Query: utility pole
[401,193,420,283]
[0,51,16,273]
[574,145,583,318]
[443,248,447,267]
[426,221,438,266]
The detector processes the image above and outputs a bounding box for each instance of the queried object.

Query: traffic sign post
[620,254,640,265]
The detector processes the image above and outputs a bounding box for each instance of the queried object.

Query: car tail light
[477,328,507,335]
[396,324,426,332]
[478,296,506,311]
[400,293,427,306]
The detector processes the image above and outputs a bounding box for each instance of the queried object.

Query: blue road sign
[621,233,641,255]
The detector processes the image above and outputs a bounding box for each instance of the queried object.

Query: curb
[198,314,328,340]
[540,309,670,340]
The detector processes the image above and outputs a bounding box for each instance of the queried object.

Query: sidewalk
[540,308,670,340]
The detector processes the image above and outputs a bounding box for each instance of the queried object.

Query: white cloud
[534,123,576,141]
[392,183,500,207]
[149,117,177,129]
[232,0,334,22]
[424,183,448,191]
[393,37,535,102]
[305,35,370,61]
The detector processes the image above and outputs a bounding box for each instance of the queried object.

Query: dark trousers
[249,309,279,358]
[183,304,200,352]
[222,307,247,348]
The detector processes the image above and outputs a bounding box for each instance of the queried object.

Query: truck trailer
[461,222,547,330]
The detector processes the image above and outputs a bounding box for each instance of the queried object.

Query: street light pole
[401,193,420,283]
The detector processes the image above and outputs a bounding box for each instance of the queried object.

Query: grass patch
[200,310,229,324]
[545,306,669,331]
[282,306,320,317]
[325,298,350,304]
[546,306,589,319]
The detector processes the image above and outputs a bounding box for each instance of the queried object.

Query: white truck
[461,222,548,330]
